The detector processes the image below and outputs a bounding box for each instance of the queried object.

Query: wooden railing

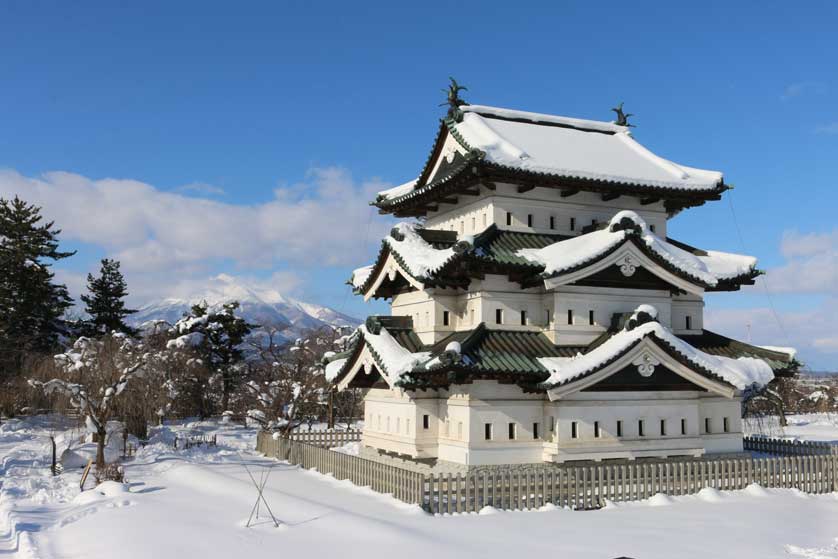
[288,429,362,447]
[257,431,425,505]
[744,435,838,456]
[257,432,838,514]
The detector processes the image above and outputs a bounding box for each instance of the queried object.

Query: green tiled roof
[470,226,569,268]
[679,330,798,374]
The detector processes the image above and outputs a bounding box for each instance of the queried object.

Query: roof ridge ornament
[611,102,635,128]
[440,77,469,121]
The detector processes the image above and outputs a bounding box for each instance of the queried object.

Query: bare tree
[243,327,338,434]
[29,333,149,467]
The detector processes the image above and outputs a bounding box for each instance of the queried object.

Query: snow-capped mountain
[129,274,360,336]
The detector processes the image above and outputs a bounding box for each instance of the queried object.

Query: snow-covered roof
[538,313,775,392]
[328,308,789,394]
[376,104,726,209]
[456,106,723,191]
[385,223,458,279]
[518,211,757,289]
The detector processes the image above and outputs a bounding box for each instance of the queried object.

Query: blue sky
[1,1,836,368]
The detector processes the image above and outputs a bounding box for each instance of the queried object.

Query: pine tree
[0,196,75,378]
[170,301,254,413]
[81,259,137,335]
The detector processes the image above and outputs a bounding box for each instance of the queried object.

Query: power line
[727,192,793,348]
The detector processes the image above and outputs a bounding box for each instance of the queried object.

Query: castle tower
[326,84,798,466]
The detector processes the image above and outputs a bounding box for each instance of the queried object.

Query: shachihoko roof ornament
[611,102,635,128]
[439,77,469,121]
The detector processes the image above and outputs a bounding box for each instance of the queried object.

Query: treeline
[0,196,360,467]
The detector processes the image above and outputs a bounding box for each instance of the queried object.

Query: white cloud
[765,229,838,294]
[781,81,826,100]
[175,182,226,196]
[705,298,838,369]
[814,122,838,135]
[0,167,394,309]
[0,167,393,274]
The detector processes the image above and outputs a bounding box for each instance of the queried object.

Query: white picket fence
[257,431,838,513]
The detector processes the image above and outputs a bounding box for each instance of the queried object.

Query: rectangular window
[495,308,503,324]
[660,419,666,436]
[591,218,598,227]
[423,414,429,430]
[570,217,576,231]
[549,215,555,230]
[549,416,555,432]
[567,309,574,325]
[470,308,475,324]
[484,423,493,441]
[527,214,533,227]
[545,309,551,324]
[506,212,512,226]
[723,417,730,433]
[457,422,463,440]
[520,310,527,326]
[616,420,623,437]
[650,224,657,233]
[443,310,450,326]
[638,419,645,437]
[471,216,476,231]
[571,421,578,439]
[685,315,692,330]
[705,417,711,434]
[589,310,595,326]
[533,422,540,440]
[483,213,487,227]
[424,311,429,326]
[594,421,601,438]
[508,422,516,440]
[681,418,686,435]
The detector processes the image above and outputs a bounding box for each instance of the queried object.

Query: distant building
[326,88,798,466]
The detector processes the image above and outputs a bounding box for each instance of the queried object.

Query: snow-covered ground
[1,414,837,559]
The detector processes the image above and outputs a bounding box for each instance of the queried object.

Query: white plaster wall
[362,388,442,458]
[424,183,668,236]
[671,294,705,334]
[544,391,744,462]
[550,286,673,345]
[360,382,745,465]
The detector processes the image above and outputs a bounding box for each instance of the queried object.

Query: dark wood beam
[438,197,458,205]
[517,184,536,194]
[461,188,480,196]
[601,192,621,202]
[560,189,580,198]
[640,197,661,206]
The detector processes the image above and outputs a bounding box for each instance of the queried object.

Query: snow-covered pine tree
[169,301,254,413]
[0,196,75,379]
[81,258,137,336]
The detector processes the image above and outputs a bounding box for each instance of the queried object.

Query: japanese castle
[325,82,798,466]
